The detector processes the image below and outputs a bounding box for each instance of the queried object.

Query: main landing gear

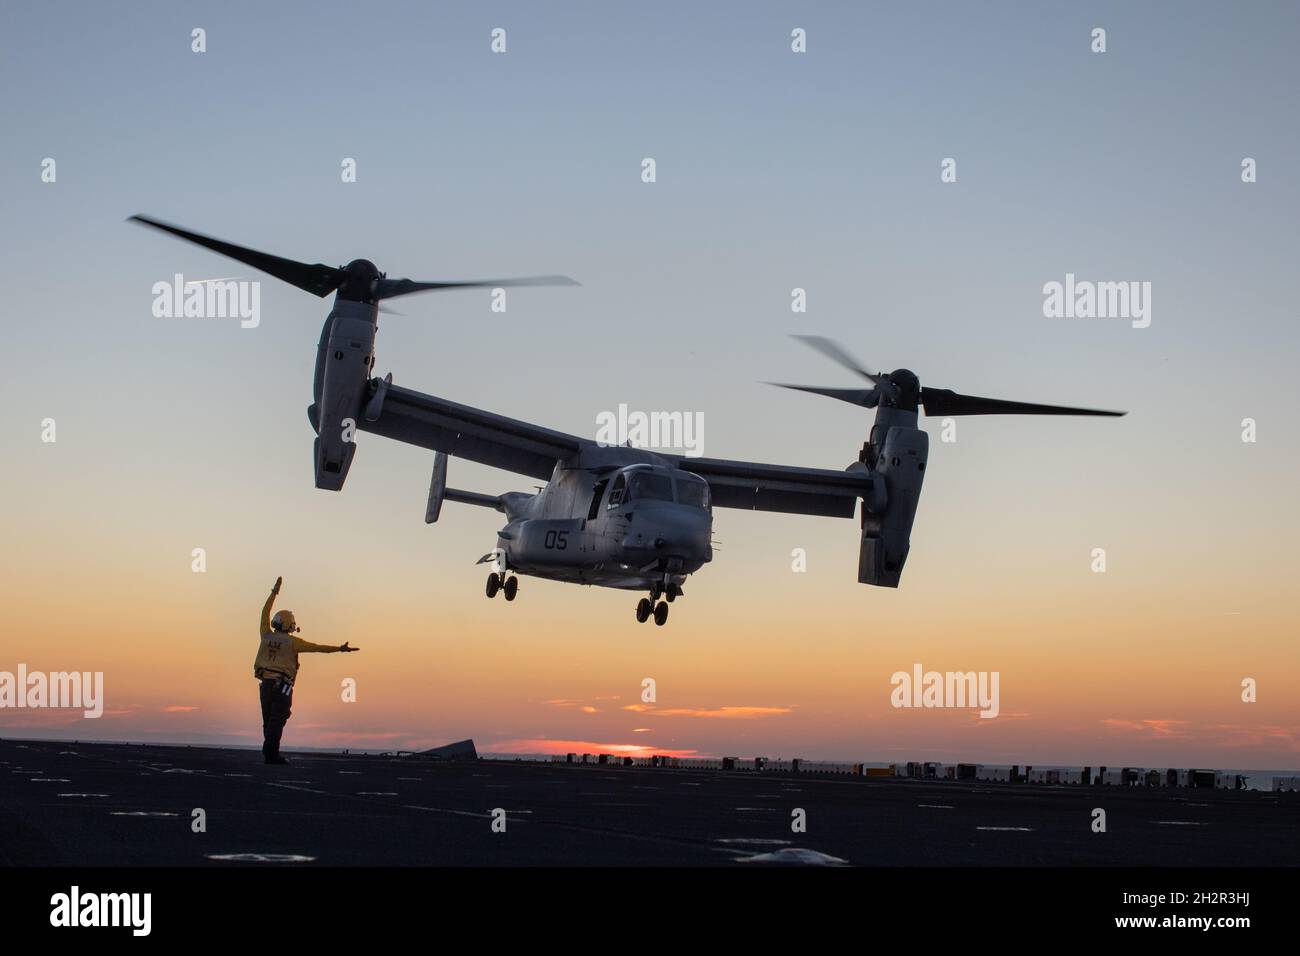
[635,580,681,626]
[485,572,518,601]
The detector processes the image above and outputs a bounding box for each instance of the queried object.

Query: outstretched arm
[293,638,360,654]
[261,577,282,633]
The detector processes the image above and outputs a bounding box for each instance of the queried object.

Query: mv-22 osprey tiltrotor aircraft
[131,216,1126,626]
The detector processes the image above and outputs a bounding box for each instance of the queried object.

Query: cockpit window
[607,473,627,508]
[588,478,609,520]
[676,476,710,510]
[628,471,674,502]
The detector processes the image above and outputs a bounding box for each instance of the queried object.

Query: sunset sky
[2,3,1297,770]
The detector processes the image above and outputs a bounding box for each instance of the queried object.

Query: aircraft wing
[665,454,872,518]
[356,381,583,481]
[357,379,872,516]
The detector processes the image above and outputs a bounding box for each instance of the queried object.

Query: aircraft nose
[651,509,712,560]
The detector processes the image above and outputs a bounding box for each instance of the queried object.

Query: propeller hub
[339,259,382,302]
[885,368,921,409]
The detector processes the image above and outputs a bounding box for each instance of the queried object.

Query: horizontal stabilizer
[425,452,449,523]
[445,488,506,511]
[426,451,505,523]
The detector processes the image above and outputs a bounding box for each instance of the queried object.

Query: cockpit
[603,465,711,511]
[674,473,711,510]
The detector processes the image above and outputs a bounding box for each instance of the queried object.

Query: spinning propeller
[128,215,578,303]
[770,335,1126,417]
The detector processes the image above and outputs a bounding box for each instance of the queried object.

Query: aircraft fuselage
[495,457,713,592]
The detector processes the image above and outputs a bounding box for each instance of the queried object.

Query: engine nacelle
[311,306,376,491]
[859,425,927,587]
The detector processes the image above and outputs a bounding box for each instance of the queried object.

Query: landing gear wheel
[665,583,680,603]
[635,598,652,623]
[503,576,519,601]
[653,601,669,626]
[485,573,501,598]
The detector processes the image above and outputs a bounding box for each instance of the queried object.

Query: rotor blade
[920,387,1126,417]
[766,383,880,408]
[790,335,887,386]
[128,215,343,297]
[376,275,579,300]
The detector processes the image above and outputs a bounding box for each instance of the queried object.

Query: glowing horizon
[3,4,1298,774]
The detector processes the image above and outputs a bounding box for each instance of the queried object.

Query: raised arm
[292,638,359,654]
[261,577,281,633]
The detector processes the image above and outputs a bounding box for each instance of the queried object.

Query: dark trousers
[259,676,294,760]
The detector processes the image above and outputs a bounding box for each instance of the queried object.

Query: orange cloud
[1102,718,1192,738]
[622,705,792,719]
[546,698,614,713]
[1203,724,1299,751]
[1100,718,1300,752]
[162,705,199,713]
[485,738,699,758]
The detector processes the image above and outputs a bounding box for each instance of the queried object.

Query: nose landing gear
[636,578,680,625]
[486,572,519,601]
[634,597,669,625]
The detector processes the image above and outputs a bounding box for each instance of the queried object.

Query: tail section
[425,451,525,523]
